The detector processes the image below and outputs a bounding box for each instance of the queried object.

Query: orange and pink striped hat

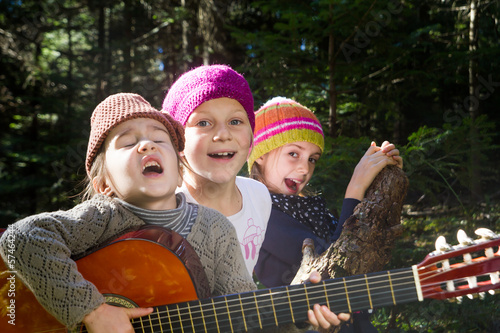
[248,97,324,172]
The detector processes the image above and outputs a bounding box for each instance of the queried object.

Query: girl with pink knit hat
[249,97,403,333]
[163,65,351,330]
[162,64,272,276]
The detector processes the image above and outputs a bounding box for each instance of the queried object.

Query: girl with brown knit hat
[0,93,255,332]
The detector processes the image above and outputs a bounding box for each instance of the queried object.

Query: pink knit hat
[86,93,185,176]
[161,65,255,130]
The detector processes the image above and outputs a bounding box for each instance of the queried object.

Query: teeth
[215,152,232,156]
[143,161,160,171]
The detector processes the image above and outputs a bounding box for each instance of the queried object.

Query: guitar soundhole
[103,293,138,309]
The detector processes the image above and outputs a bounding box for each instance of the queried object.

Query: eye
[229,119,243,125]
[197,120,211,127]
[152,131,171,144]
[309,157,318,164]
[288,152,299,158]
[118,138,137,148]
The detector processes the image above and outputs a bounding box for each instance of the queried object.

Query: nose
[138,140,156,154]
[213,123,232,142]
[296,158,310,175]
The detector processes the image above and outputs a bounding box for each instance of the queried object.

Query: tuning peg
[479,292,485,300]
[474,228,498,240]
[457,229,474,246]
[435,236,452,252]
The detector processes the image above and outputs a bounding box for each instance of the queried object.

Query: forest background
[0,0,499,331]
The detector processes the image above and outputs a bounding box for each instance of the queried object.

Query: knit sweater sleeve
[186,205,256,296]
[0,195,144,328]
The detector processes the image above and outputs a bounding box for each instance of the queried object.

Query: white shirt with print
[179,176,272,275]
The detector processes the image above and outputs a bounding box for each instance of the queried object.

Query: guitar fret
[286,284,311,324]
[303,283,311,310]
[187,302,194,332]
[364,274,373,309]
[286,285,296,323]
[343,278,352,313]
[148,313,154,333]
[387,271,396,305]
[167,304,174,332]
[253,291,263,329]
[139,316,145,332]
[391,268,420,305]
[224,296,234,333]
[155,307,164,333]
[211,298,221,333]
[176,304,185,333]
[198,300,207,332]
[237,294,248,331]
[268,289,279,327]
[323,281,330,308]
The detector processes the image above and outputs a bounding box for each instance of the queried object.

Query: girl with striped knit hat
[249,97,402,332]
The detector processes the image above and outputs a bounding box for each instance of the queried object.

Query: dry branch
[291,165,409,332]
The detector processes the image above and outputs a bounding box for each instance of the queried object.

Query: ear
[92,177,115,197]
[255,154,266,166]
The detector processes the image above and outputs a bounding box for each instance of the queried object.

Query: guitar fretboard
[131,267,419,332]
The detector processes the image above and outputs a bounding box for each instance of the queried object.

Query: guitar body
[0,226,209,333]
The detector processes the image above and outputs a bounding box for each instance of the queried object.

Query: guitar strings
[131,261,498,332]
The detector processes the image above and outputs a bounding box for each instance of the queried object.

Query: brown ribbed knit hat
[85,93,185,176]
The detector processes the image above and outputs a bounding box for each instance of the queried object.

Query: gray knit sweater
[0,194,257,327]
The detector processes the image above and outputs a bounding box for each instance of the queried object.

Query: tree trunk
[122,0,133,91]
[468,0,482,200]
[181,0,189,72]
[96,4,106,103]
[328,4,338,138]
[291,165,408,331]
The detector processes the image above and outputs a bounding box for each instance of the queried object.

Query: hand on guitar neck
[305,271,351,328]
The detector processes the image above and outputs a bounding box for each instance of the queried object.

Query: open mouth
[208,152,235,160]
[284,178,300,193]
[142,161,163,176]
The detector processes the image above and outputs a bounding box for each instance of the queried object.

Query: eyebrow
[150,125,169,133]
[115,124,169,138]
[288,143,321,155]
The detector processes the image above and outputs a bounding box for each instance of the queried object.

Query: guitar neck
[131,267,419,332]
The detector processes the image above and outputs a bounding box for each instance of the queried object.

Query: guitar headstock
[415,228,500,301]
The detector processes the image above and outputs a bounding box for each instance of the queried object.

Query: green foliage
[402,115,499,208]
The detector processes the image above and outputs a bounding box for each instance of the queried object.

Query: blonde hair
[81,150,107,201]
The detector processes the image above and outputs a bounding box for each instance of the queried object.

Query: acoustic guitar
[0,226,498,332]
